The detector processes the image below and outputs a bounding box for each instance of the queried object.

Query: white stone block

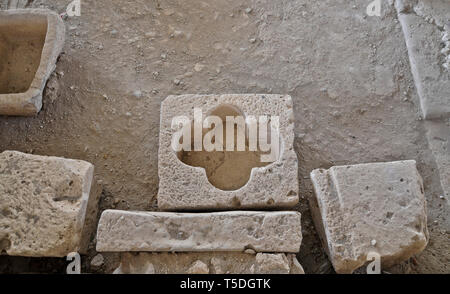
[0,151,99,257]
[96,210,302,253]
[158,94,299,210]
[309,160,428,273]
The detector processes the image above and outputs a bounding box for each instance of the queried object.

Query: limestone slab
[309,160,428,274]
[0,151,99,257]
[396,0,450,119]
[158,94,299,211]
[425,120,450,203]
[0,9,65,116]
[112,252,304,274]
[96,210,302,253]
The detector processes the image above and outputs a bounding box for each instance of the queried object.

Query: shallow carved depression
[177,104,280,191]
[0,15,47,94]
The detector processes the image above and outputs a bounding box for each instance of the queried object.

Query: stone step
[308,160,428,274]
[0,151,100,257]
[96,210,302,253]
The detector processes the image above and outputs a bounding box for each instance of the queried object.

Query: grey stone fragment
[187,260,209,274]
[0,151,99,257]
[96,210,302,253]
[90,254,104,268]
[309,160,429,273]
[255,253,290,274]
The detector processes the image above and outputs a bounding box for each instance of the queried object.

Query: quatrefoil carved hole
[177,104,280,191]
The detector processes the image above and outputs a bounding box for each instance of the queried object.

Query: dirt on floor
[0,0,448,274]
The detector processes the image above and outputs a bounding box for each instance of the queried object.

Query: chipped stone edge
[78,173,102,255]
[0,151,97,257]
[309,160,429,274]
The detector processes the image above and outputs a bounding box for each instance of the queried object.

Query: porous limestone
[157,94,299,211]
[395,0,450,119]
[254,253,290,274]
[0,9,65,116]
[425,120,450,203]
[112,252,304,274]
[309,160,429,274]
[96,210,302,253]
[187,260,209,274]
[0,151,100,257]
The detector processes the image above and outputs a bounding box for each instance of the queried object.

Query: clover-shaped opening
[0,15,47,94]
[177,104,281,191]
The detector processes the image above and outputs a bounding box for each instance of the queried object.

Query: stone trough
[0,9,65,116]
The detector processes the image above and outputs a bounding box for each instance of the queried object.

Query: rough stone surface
[396,0,450,119]
[287,253,305,274]
[96,210,302,253]
[425,120,450,205]
[158,94,299,211]
[187,260,209,274]
[255,253,290,274]
[112,252,304,274]
[0,151,99,257]
[309,160,429,274]
[0,9,65,116]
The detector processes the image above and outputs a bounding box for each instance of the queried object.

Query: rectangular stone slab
[309,160,428,274]
[96,210,302,253]
[0,151,99,257]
